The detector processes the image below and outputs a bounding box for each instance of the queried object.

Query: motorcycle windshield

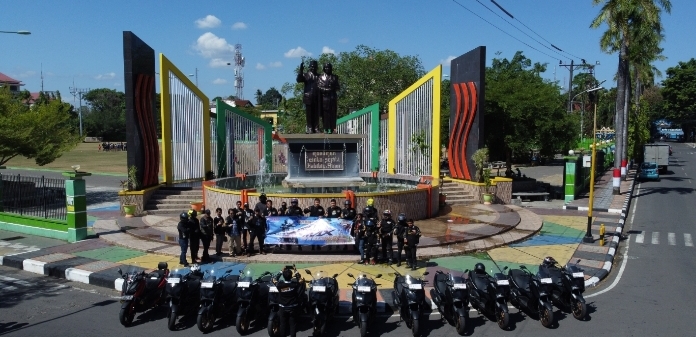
[240,267,255,282]
[404,270,424,284]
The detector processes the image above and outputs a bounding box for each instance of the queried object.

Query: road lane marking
[652,232,659,245]
[685,234,693,247]
[668,233,676,246]
[635,231,644,243]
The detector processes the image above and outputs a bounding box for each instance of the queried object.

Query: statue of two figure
[296,60,340,134]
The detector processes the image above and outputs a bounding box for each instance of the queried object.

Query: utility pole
[560,60,594,113]
[69,85,90,137]
[233,44,245,99]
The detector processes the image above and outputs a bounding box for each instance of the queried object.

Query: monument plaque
[305,151,344,171]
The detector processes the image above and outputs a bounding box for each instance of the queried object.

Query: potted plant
[120,165,140,217]
[472,148,494,204]
[482,167,494,205]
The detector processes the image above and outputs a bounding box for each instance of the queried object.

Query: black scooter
[197,268,240,333]
[465,267,510,330]
[507,266,554,328]
[166,267,203,330]
[348,273,382,337]
[118,262,169,327]
[236,268,273,335]
[431,270,469,335]
[393,271,429,337]
[538,259,587,320]
[305,269,340,336]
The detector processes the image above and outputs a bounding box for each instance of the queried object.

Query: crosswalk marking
[635,231,645,243]
[635,232,693,247]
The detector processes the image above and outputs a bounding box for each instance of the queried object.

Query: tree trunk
[614,42,628,171]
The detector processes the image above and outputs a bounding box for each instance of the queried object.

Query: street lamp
[0,30,31,35]
[571,81,606,142]
[583,86,605,244]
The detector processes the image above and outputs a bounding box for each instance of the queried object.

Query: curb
[584,175,636,288]
[562,205,623,214]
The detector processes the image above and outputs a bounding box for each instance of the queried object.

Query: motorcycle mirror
[520,265,527,270]
[295,273,301,279]
[347,273,354,278]
[305,269,311,275]
[333,274,339,279]
[576,259,581,264]
[375,274,382,279]
[436,270,443,274]
[117,268,122,276]
[422,271,429,276]
[464,269,469,273]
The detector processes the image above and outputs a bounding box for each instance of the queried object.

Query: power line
[450,0,562,62]
[489,0,584,61]
[474,0,569,60]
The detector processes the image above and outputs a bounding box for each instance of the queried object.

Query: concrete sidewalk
[564,169,636,213]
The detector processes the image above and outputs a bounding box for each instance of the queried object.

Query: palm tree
[591,0,671,181]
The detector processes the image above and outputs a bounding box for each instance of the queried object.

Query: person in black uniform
[248,209,267,256]
[177,212,190,266]
[232,201,245,254]
[285,198,304,250]
[243,202,254,254]
[362,198,378,222]
[404,219,422,270]
[378,210,395,264]
[325,199,342,251]
[364,219,380,265]
[187,209,201,263]
[341,200,356,251]
[255,193,268,215]
[351,213,364,260]
[278,201,288,215]
[213,208,226,256]
[304,198,325,251]
[276,267,305,337]
[264,200,279,217]
[394,213,408,267]
[199,209,214,263]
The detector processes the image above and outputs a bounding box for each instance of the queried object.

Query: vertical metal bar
[42,176,46,218]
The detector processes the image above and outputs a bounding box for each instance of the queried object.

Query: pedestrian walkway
[631,231,693,247]
[564,169,636,213]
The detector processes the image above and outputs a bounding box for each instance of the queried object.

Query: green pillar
[564,156,578,202]
[62,171,91,242]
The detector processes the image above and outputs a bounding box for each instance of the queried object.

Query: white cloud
[231,22,247,30]
[338,38,349,44]
[268,61,282,68]
[441,55,457,66]
[15,71,36,78]
[256,63,266,70]
[194,32,234,59]
[284,46,312,58]
[95,72,116,80]
[195,15,221,29]
[321,46,336,55]
[209,58,231,68]
[213,78,228,85]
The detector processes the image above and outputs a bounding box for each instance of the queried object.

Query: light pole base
[582,235,595,244]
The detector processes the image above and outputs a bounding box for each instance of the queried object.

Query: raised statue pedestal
[279,134,366,193]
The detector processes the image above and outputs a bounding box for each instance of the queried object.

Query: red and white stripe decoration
[613,168,621,189]
[621,159,627,177]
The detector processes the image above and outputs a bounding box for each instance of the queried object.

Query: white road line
[685,234,693,247]
[635,231,645,244]
[668,233,676,246]
[651,232,660,245]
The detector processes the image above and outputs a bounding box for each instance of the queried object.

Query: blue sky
[2,0,694,106]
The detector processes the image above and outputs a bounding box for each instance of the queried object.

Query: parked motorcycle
[236,267,273,335]
[507,265,555,328]
[117,262,169,327]
[393,270,429,337]
[197,267,240,333]
[537,257,587,320]
[347,273,382,337]
[431,270,469,335]
[305,269,340,335]
[465,263,510,330]
[166,264,203,330]
[269,265,308,337]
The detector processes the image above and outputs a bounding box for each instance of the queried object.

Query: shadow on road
[0,299,116,335]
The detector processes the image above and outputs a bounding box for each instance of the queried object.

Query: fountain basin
[204,173,439,220]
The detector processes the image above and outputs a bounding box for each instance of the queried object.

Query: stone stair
[440,181,477,205]
[144,187,203,215]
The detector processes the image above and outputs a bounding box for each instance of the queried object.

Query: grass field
[4,143,147,175]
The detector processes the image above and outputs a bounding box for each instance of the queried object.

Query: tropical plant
[471,147,489,183]
[482,167,493,194]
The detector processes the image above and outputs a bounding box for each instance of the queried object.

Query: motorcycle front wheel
[359,320,367,337]
[313,316,326,336]
[167,306,177,331]
[236,307,250,335]
[411,318,420,337]
[539,303,554,328]
[268,313,280,337]
[197,306,214,333]
[496,310,509,330]
[455,315,467,335]
[119,303,134,327]
[571,299,587,320]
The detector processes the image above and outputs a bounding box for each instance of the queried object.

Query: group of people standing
[175,194,421,269]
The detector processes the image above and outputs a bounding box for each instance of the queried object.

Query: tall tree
[484,52,577,175]
[83,88,126,141]
[0,87,80,166]
[591,0,671,172]
[661,58,696,138]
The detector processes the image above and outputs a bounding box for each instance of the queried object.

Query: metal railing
[0,173,67,220]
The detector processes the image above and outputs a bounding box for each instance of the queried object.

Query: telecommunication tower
[233,43,245,99]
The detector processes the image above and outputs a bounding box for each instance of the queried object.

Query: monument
[297,61,341,134]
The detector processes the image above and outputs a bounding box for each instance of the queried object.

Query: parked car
[639,162,660,181]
